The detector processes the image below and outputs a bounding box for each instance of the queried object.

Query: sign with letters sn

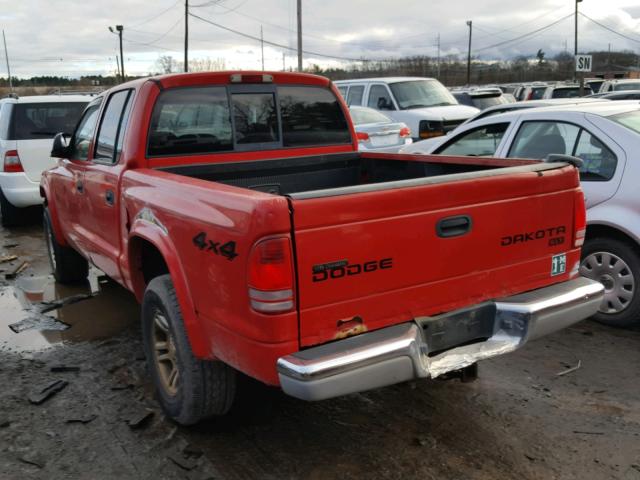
[575,55,593,72]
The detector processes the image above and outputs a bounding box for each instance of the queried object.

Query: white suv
[0,94,88,226]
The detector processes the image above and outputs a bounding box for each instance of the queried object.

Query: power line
[130,0,181,28]
[579,12,640,44]
[188,12,369,62]
[474,13,573,53]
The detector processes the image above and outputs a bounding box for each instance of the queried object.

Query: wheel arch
[40,184,70,247]
[128,225,212,358]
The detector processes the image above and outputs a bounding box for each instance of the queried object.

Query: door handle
[76,180,84,193]
[436,215,472,238]
[105,189,114,206]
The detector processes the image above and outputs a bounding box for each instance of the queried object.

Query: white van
[334,77,478,141]
[0,94,89,226]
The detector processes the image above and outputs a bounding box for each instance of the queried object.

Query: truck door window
[231,93,279,144]
[70,103,101,161]
[346,85,364,106]
[94,90,133,163]
[148,87,233,156]
[368,85,393,110]
[278,86,351,147]
[435,123,508,156]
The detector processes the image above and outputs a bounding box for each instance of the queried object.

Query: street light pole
[575,0,583,90]
[109,25,125,82]
[184,0,189,72]
[296,0,302,72]
[466,20,472,86]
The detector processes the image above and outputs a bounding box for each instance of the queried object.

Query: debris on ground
[556,360,582,377]
[28,379,68,405]
[126,409,154,430]
[38,293,95,314]
[50,365,81,373]
[9,314,70,333]
[0,254,17,263]
[5,261,29,280]
[66,414,98,424]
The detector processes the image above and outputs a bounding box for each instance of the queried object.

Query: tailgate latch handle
[436,215,472,238]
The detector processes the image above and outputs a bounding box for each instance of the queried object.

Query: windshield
[608,110,640,135]
[389,80,457,109]
[472,95,508,110]
[552,88,580,99]
[349,107,391,125]
[614,82,640,91]
[10,102,87,140]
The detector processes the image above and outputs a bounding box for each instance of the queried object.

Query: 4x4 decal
[193,232,238,261]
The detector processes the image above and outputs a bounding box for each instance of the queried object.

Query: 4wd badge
[551,254,566,276]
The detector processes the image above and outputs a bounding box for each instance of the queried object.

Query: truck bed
[158,152,542,198]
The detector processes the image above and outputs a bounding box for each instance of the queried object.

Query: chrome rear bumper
[277,277,604,401]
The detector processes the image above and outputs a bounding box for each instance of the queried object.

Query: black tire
[580,237,640,328]
[0,188,21,227]
[43,207,88,284]
[142,274,236,425]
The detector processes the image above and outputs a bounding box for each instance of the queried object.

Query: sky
[1,0,639,78]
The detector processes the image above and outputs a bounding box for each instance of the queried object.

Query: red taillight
[3,150,23,173]
[248,237,294,313]
[526,91,533,100]
[574,190,586,248]
[399,127,411,138]
[356,131,369,141]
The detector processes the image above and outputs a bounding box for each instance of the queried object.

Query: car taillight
[574,190,586,248]
[248,237,295,314]
[3,150,23,173]
[419,120,444,139]
[399,127,411,138]
[526,91,533,100]
[356,131,369,141]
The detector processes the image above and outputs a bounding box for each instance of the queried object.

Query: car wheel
[0,189,21,227]
[43,207,89,284]
[142,274,236,425]
[579,237,640,328]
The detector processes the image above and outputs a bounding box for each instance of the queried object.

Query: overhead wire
[579,12,640,44]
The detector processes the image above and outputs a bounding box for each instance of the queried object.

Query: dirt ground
[0,218,639,480]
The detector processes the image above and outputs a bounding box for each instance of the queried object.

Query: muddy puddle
[0,272,139,353]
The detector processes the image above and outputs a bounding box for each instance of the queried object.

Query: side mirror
[51,132,71,159]
[377,97,393,110]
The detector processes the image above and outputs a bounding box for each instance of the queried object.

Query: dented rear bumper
[277,277,604,401]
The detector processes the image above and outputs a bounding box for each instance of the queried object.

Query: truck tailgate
[289,163,582,347]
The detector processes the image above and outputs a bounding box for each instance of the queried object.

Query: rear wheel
[0,189,21,227]
[43,207,88,284]
[142,274,236,425]
[580,237,640,328]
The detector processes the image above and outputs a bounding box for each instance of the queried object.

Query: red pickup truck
[41,71,603,425]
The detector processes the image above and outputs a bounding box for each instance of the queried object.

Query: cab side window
[70,102,102,161]
[435,123,509,156]
[368,85,393,110]
[346,85,364,106]
[94,90,134,164]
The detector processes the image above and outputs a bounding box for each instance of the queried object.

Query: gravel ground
[0,220,639,480]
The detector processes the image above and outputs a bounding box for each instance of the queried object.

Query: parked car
[334,77,478,141]
[585,78,604,94]
[349,106,412,152]
[0,94,88,226]
[598,79,640,93]
[451,88,509,110]
[542,84,581,99]
[519,83,549,101]
[600,90,640,101]
[41,71,601,424]
[402,101,640,327]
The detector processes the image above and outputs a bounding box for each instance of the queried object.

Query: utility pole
[260,26,264,71]
[2,30,12,92]
[466,20,472,86]
[436,33,441,79]
[184,0,189,72]
[282,52,285,71]
[115,55,121,80]
[118,26,124,82]
[575,0,583,93]
[296,0,302,72]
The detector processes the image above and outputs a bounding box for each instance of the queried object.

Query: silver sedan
[349,106,412,153]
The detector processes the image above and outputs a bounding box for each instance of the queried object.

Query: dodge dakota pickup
[41,71,604,425]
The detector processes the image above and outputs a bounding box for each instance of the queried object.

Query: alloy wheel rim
[152,310,179,396]
[580,251,635,314]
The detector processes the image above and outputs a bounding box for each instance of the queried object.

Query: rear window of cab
[147,85,351,157]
